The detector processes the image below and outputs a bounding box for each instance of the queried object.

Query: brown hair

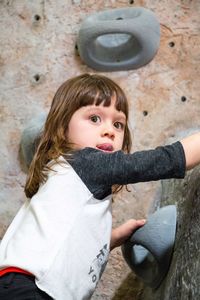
[25,73,132,198]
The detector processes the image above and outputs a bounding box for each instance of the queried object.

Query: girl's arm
[69,132,200,200]
[180,132,200,170]
[71,141,186,189]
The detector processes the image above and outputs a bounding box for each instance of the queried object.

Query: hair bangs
[77,76,129,119]
[114,89,129,118]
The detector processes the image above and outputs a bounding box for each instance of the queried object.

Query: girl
[0,73,199,300]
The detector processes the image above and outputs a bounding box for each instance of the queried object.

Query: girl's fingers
[110,218,146,250]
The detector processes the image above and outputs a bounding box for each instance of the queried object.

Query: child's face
[67,97,126,152]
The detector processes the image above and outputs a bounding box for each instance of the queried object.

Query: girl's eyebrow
[84,106,126,121]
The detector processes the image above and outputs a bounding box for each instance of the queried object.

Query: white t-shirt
[0,143,185,299]
[0,160,112,299]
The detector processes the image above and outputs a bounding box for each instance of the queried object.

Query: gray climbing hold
[121,205,177,289]
[20,113,46,169]
[77,7,160,71]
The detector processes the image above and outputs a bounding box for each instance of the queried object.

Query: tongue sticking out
[97,144,113,152]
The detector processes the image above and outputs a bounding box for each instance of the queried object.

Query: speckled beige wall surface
[0,0,199,299]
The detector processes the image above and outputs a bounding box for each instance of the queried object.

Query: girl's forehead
[94,94,123,108]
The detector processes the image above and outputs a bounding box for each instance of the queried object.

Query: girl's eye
[90,115,101,123]
[114,121,124,130]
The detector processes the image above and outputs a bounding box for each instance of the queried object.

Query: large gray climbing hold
[20,114,46,169]
[77,7,160,71]
[122,205,177,289]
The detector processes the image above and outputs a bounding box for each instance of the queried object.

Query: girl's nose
[101,124,115,139]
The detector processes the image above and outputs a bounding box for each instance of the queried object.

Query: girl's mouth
[96,143,113,152]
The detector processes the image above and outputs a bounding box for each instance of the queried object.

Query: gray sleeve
[69,141,185,192]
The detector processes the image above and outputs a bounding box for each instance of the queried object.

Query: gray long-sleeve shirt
[68,141,186,199]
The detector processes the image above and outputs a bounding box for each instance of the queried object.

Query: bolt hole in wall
[181,96,187,102]
[169,41,175,47]
[34,74,40,82]
[143,110,148,116]
[129,0,134,4]
[75,44,80,54]
[34,14,41,21]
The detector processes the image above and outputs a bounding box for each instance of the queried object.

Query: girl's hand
[110,219,146,251]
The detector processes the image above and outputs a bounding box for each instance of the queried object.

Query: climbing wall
[0,0,199,299]
[141,165,200,300]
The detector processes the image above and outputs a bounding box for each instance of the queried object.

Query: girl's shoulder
[46,156,72,176]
